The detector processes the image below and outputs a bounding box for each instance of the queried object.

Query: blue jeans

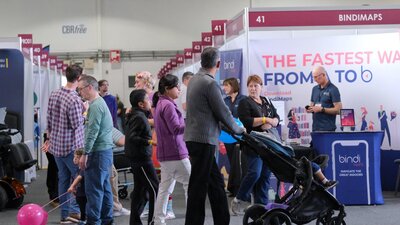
[312,162,320,173]
[85,150,113,225]
[54,151,80,219]
[236,152,271,205]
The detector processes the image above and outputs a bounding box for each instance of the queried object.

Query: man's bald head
[312,66,329,86]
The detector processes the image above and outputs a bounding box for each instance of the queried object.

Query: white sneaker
[113,207,131,217]
[230,198,243,216]
[165,211,176,220]
[140,209,149,218]
[60,216,79,224]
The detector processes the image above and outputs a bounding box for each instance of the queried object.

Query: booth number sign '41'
[256,16,266,24]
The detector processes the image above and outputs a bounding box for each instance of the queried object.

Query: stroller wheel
[316,216,346,225]
[263,209,291,225]
[327,216,346,225]
[316,217,328,225]
[243,204,267,225]
[118,187,128,199]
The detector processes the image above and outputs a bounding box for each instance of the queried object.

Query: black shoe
[323,180,338,189]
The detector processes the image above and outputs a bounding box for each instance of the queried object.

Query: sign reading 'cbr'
[62,24,87,34]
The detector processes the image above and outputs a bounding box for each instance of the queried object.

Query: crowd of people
[42,47,338,225]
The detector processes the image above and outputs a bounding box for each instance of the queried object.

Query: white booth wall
[3,0,398,105]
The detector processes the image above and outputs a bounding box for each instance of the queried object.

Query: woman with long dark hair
[153,74,191,225]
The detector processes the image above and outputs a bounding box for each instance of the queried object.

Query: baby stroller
[236,131,346,225]
[113,147,133,199]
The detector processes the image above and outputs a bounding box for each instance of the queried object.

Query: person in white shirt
[177,71,193,119]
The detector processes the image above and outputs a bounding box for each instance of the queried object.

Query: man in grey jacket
[184,47,245,225]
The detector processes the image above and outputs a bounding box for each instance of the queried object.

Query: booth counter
[311,131,384,205]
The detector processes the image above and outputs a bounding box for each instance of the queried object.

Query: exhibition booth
[0,35,64,173]
[2,5,400,205]
[163,6,400,204]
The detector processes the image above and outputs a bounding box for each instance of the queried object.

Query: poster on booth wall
[0,49,24,130]
[249,32,400,150]
[217,49,243,178]
[219,49,243,85]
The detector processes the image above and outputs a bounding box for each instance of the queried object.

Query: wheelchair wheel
[0,186,8,211]
[263,209,291,225]
[7,195,24,208]
[118,187,128,199]
[243,204,267,225]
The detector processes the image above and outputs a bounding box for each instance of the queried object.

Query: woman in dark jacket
[231,74,280,215]
[222,77,246,196]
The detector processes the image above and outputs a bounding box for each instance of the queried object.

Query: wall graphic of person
[360,107,368,131]
[378,105,391,147]
[287,108,300,139]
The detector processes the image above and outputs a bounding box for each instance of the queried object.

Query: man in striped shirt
[44,65,85,224]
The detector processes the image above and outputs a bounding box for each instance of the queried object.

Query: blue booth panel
[311,131,384,205]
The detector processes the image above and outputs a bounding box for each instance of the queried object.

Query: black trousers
[130,161,159,225]
[76,196,87,221]
[225,143,247,196]
[45,152,59,200]
[185,142,230,225]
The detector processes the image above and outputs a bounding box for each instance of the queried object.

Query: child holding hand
[68,149,87,225]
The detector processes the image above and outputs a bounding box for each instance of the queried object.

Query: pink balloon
[17,203,47,225]
[40,210,48,225]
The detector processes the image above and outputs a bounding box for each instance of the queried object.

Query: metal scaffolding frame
[51,49,183,62]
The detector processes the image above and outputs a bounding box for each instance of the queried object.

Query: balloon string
[42,191,69,208]
[47,196,75,213]
[42,191,75,213]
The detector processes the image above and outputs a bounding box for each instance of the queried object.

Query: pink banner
[249,9,400,27]
[211,20,227,36]
[170,59,177,68]
[226,14,244,39]
[57,60,63,70]
[18,34,33,58]
[176,54,184,64]
[192,41,202,53]
[32,44,42,65]
[184,48,193,59]
[201,32,213,47]
[49,56,57,68]
[41,51,48,67]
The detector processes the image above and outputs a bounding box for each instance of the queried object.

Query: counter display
[311,131,384,205]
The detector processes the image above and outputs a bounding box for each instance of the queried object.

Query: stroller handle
[227,130,250,143]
